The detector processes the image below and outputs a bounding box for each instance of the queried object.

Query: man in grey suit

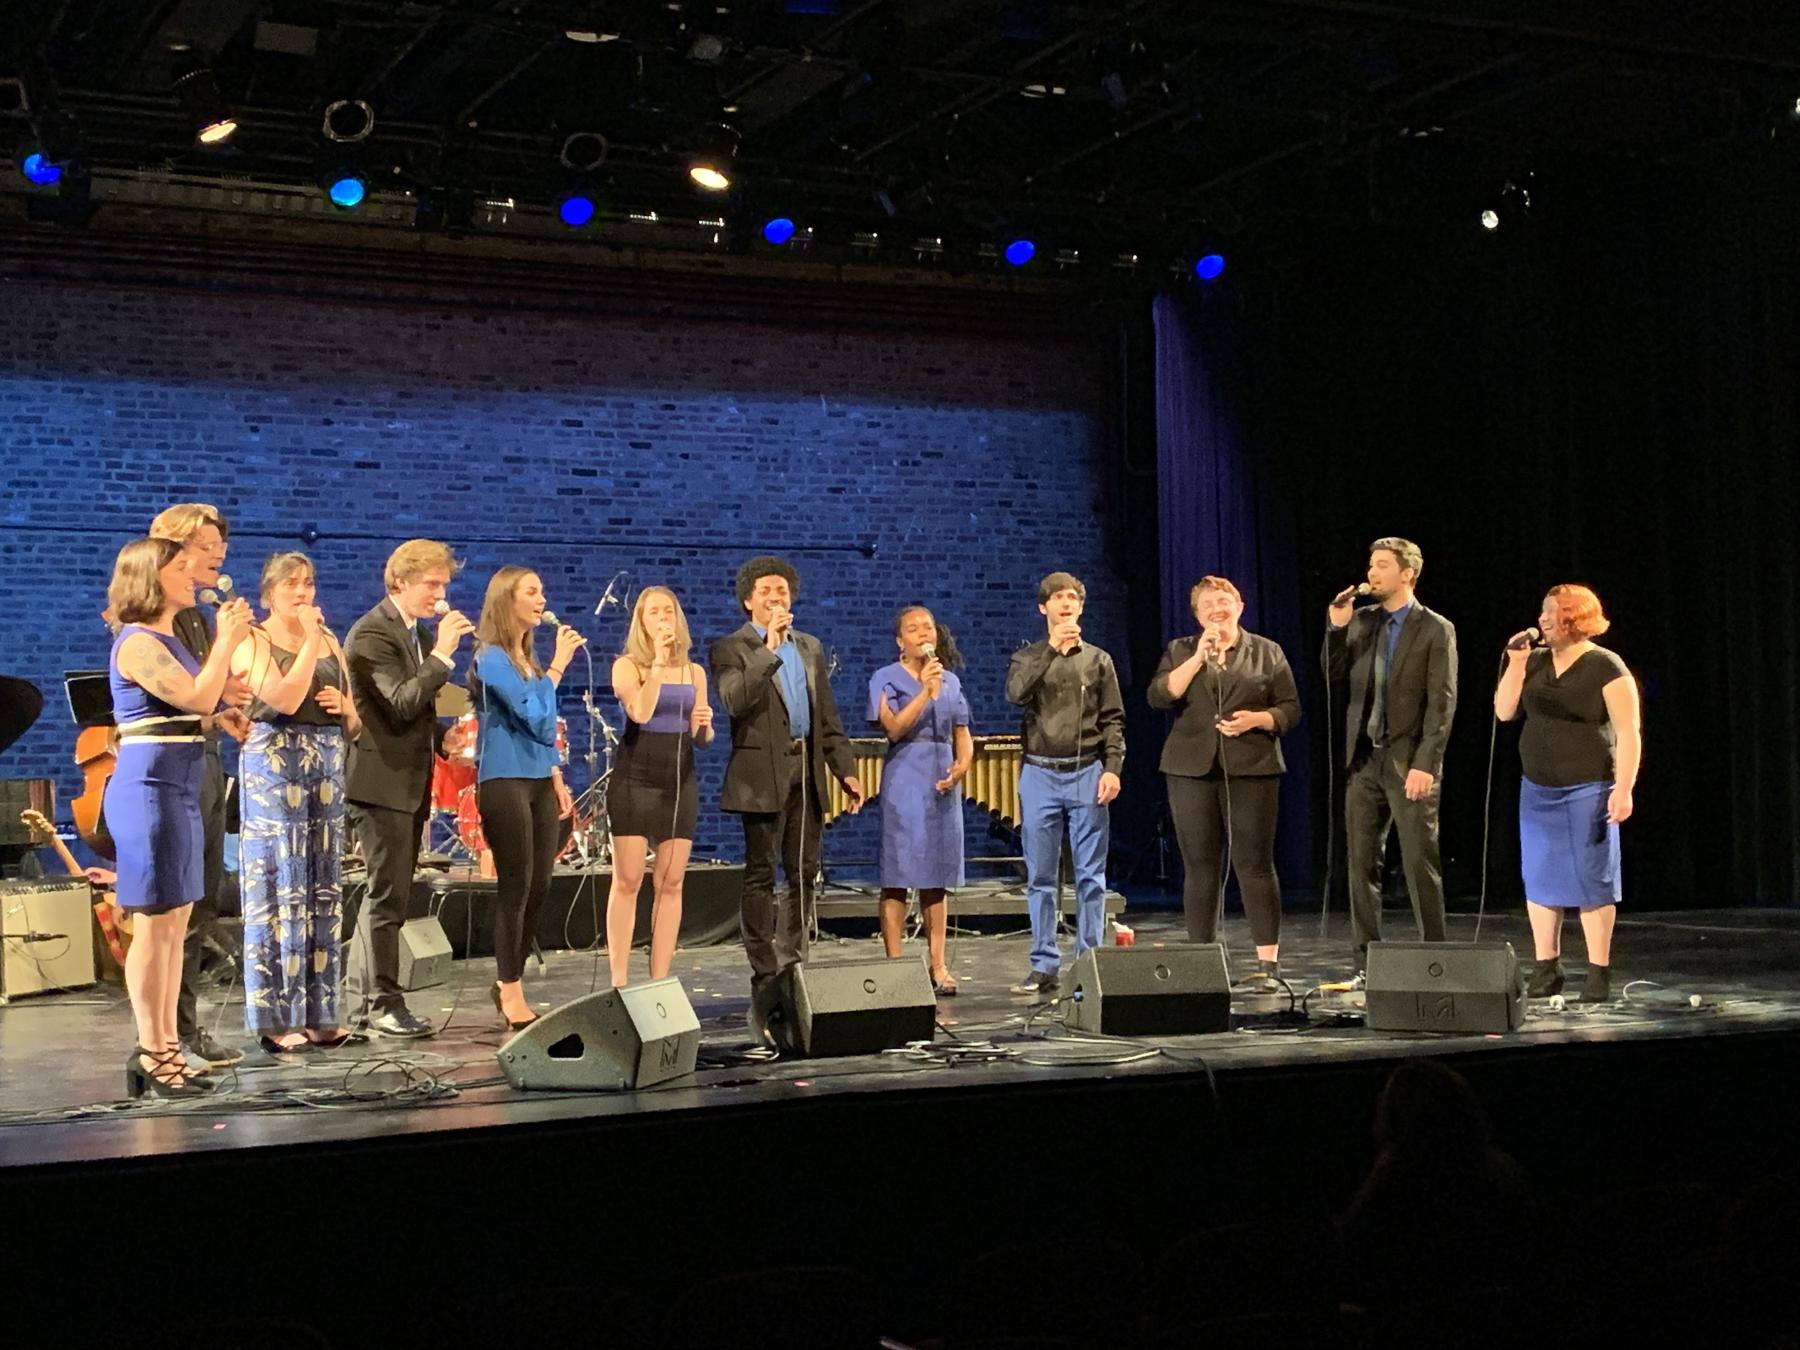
[344,539,473,1038]
[709,556,864,1041]
[1323,536,1458,976]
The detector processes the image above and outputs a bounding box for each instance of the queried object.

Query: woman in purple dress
[606,586,714,987]
[107,537,251,1096]
[869,606,973,995]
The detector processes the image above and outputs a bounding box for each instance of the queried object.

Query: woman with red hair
[1494,585,1641,1002]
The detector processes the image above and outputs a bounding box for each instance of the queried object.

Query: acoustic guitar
[19,807,132,970]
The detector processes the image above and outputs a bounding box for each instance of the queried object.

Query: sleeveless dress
[866,663,971,889]
[107,625,206,913]
[240,637,349,1033]
[609,679,699,841]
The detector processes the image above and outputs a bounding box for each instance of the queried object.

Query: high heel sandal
[492,982,538,1032]
[125,1046,199,1099]
[930,968,960,997]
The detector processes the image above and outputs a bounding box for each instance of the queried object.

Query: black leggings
[477,776,560,983]
[1166,772,1282,947]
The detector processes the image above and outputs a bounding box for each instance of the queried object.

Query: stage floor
[3,904,1799,1169]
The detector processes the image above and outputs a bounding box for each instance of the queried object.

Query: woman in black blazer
[1148,576,1301,987]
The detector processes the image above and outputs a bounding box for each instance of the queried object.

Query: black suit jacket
[1148,630,1301,777]
[344,597,452,813]
[1323,601,1458,776]
[709,623,855,815]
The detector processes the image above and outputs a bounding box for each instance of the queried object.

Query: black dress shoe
[367,1008,435,1039]
[184,1028,245,1069]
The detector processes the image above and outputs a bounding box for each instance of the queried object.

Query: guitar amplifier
[0,779,55,846]
[0,878,98,1001]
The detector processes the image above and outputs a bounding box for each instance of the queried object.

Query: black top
[1519,646,1631,787]
[247,634,345,728]
[1147,631,1301,778]
[1004,640,1126,775]
[172,605,221,751]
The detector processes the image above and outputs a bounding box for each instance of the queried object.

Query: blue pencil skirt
[1519,778,1620,910]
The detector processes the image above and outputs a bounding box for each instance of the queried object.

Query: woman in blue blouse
[471,567,586,1029]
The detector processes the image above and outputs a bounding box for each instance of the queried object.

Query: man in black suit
[709,556,864,1040]
[150,502,253,1071]
[344,539,473,1038]
[1323,536,1458,976]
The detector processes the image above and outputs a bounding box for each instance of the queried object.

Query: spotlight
[326,171,368,208]
[1479,209,1500,232]
[1003,238,1036,267]
[759,216,795,245]
[1478,175,1533,233]
[171,49,236,146]
[559,191,597,227]
[20,151,62,186]
[323,98,375,144]
[689,123,738,192]
[1193,253,1226,281]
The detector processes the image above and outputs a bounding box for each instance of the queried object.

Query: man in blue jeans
[1004,572,1126,995]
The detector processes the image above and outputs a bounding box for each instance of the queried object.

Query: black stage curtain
[1242,164,1800,911]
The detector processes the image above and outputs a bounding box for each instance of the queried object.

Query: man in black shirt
[1004,573,1125,995]
[1323,537,1458,977]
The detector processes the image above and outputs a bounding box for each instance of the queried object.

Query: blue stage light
[1004,238,1036,267]
[328,174,367,208]
[559,194,597,227]
[762,216,796,245]
[1194,253,1226,281]
[21,153,62,187]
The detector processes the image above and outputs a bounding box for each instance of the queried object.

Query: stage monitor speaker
[1365,940,1524,1034]
[497,977,700,1090]
[1065,943,1232,1036]
[771,957,936,1058]
[346,914,452,997]
[0,879,97,1000]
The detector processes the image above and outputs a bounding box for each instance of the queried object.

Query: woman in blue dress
[472,567,587,1029]
[107,537,251,1095]
[1494,584,1641,1003]
[231,552,362,1053]
[606,586,715,988]
[869,606,973,995]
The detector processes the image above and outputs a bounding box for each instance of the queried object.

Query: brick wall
[0,282,1121,874]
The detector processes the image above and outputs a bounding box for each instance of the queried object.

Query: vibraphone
[823,735,1024,827]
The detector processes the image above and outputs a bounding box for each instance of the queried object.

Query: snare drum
[455,784,488,852]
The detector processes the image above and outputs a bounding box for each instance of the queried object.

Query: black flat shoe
[260,1035,311,1055]
[306,1029,365,1049]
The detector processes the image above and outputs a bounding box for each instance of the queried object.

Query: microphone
[198,573,236,606]
[1332,582,1373,606]
[539,609,560,627]
[1506,626,1543,652]
[920,642,936,661]
[593,572,627,615]
[432,599,450,617]
[6,931,68,943]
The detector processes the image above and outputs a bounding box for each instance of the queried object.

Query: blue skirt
[1519,778,1620,910]
[108,740,206,912]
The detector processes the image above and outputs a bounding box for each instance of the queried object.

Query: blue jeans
[1019,761,1110,973]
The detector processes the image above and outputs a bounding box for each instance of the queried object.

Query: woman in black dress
[605,586,714,987]
[1494,584,1640,1002]
[1148,575,1301,988]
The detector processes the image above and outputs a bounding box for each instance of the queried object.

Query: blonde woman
[606,587,714,987]
[106,537,251,1095]
[471,567,585,1029]
[230,553,362,1053]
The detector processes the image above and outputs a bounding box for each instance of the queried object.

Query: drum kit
[426,574,629,868]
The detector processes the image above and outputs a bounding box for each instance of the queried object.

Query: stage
[3,902,1798,1348]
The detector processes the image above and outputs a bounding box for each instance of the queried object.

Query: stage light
[1194,253,1226,281]
[171,50,236,146]
[1480,208,1500,231]
[690,160,731,191]
[762,216,796,245]
[1004,238,1036,267]
[323,98,375,144]
[20,151,62,186]
[327,172,367,208]
[559,192,597,227]
[689,123,738,192]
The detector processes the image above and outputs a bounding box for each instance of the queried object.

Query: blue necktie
[1366,616,1394,744]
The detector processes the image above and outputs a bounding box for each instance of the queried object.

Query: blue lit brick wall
[0,284,1122,875]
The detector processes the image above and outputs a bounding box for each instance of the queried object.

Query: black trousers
[176,745,226,1041]
[736,751,823,1014]
[477,776,560,983]
[1166,771,1283,947]
[1345,745,1447,962]
[352,797,428,1015]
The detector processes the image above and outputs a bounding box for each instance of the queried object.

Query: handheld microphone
[920,642,936,661]
[1332,582,1374,605]
[1506,626,1543,652]
[198,573,236,606]
[432,599,450,617]
[540,609,560,627]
